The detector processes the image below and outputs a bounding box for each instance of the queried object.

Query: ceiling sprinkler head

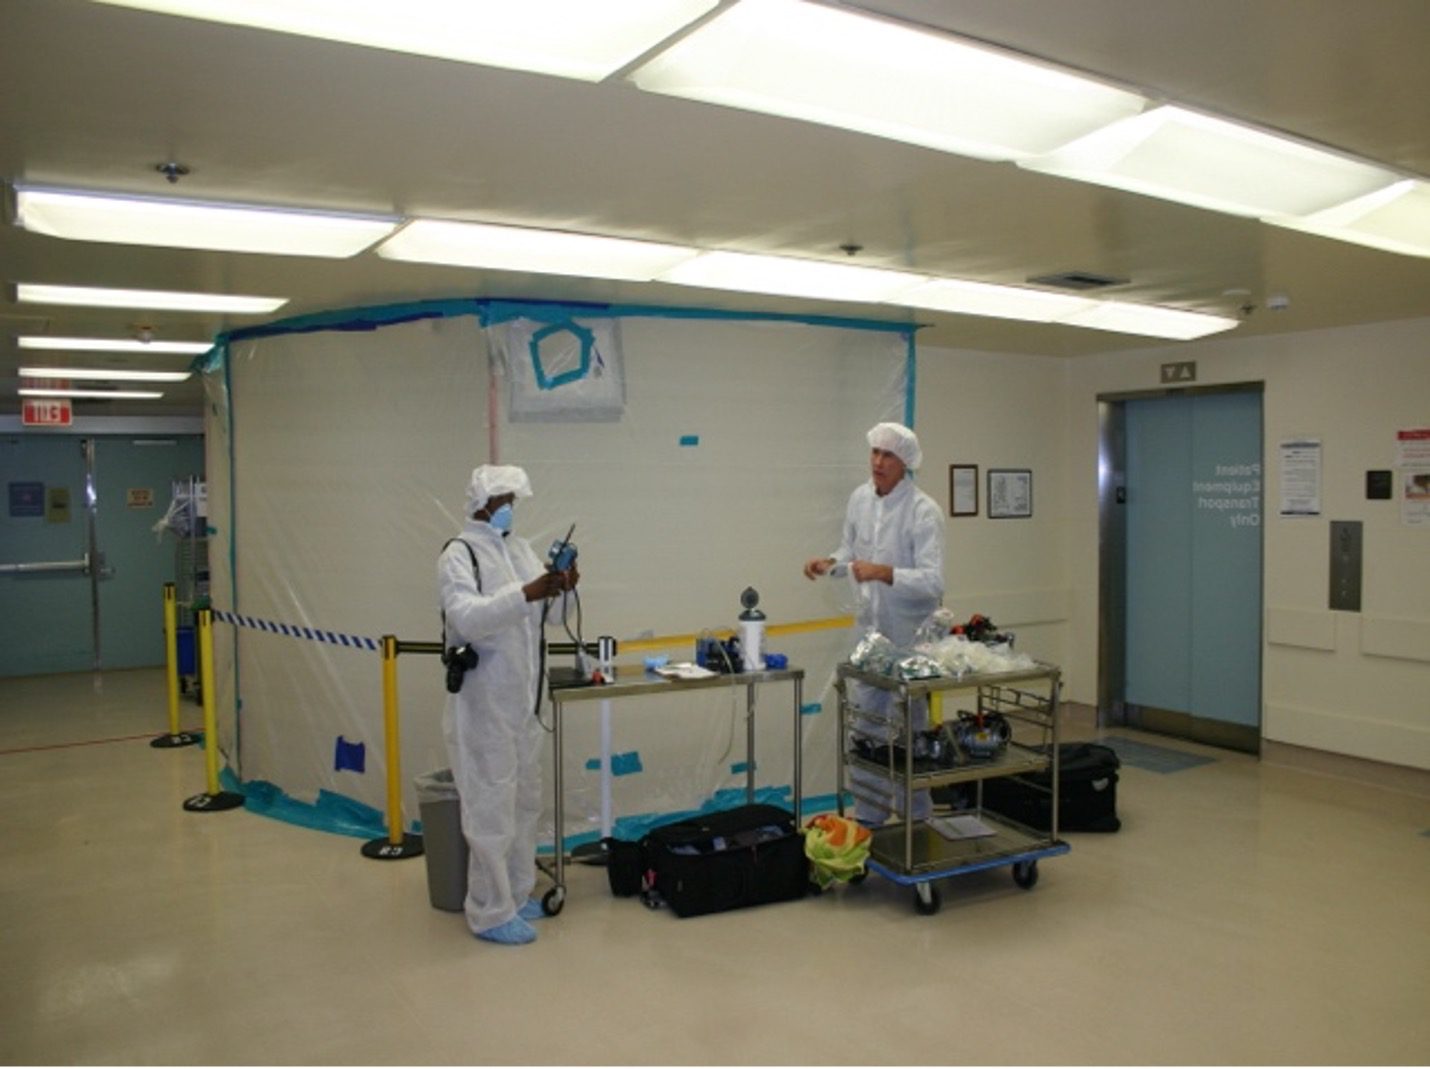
[155,161,190,184]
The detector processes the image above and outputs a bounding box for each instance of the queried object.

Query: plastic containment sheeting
[201,303,913,848]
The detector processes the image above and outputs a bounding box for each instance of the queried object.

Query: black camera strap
[439,538,482,658]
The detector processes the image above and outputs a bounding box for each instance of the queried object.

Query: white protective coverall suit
[438,474,548,936]
[830,435,945,822]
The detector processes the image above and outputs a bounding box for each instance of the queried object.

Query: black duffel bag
[979,741,1122,833]
[606,803,809,917]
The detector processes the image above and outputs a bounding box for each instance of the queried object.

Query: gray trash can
[415,769,467,912]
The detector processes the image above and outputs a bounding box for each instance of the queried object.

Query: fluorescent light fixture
[19,387,165,400]
[90,0,718,82]
[895,278,1098,322]
[1060,300,1240,341]
[1020,105,1402,218]
[19,366,191,382]
[15,185,398,258]
[17,283,286,315]
[629,0,1145,161]
[658,250,928,303]
[377,219,700,281]
[19,335,212,355]
[1265,178,1430,258]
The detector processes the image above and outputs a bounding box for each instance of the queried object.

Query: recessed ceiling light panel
[1021,105,1402,218]
[19,335,213,355]
[895,278,1098,322]
[17,283,287,314]
[19,366,192,382]
[1266,178,1430,258]
[1060,299,1240,341]
[377,219,701,280]
[90,0,719,81]
[16,185,398,258]
[629,0,1145,160]
[658,250,928,302]
[19,387,166,400]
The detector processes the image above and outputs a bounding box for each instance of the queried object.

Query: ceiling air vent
[1027,270,1128,291]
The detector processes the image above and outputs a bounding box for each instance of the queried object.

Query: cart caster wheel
[849,869,868,885]
[542,887,565,916]
[914,883,941,916]
[1012,860,1039,889]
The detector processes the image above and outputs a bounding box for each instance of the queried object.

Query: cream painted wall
[1064,316,1430,771]
[914,345,1072,684]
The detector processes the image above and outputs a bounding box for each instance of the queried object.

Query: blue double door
[0,433,204,677]
[1118,389,1263,750]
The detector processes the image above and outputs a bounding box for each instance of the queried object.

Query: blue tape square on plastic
[678,435,700,446]
[800,702,823,716]
[333,736,366,773]
[611,751,644,776]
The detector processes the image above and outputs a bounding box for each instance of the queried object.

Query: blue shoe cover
[476,917,537,945]
[517,898,546,922]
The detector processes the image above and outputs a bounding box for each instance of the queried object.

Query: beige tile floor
[1,667,1428,1065]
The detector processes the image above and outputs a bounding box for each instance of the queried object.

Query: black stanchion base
[151,731,202,749]
[572,840,610,867]
[361,833,424,860]
[183,791,246,812]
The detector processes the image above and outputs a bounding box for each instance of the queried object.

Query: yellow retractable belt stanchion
[183,607,244,812]
[152,582,200,749]
[362,635,424,860]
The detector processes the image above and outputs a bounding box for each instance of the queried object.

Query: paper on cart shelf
[927,815,997,840]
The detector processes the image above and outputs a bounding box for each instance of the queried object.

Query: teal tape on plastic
[800,702,823,716]
[220,768,389,840]
[679,434,700,446]
[730,761,751,774]
[586,751,644,776]
[904,329,918,429]
[611,751,643,776]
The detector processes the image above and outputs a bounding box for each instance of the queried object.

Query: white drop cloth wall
[202,306,913,844]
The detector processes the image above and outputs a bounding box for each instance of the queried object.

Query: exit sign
[21,398,73,427]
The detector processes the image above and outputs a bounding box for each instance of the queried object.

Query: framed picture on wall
[949,464,978,516]
[988,469,1032,518]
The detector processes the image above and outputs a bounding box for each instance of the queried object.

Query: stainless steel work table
[538,664,805,915]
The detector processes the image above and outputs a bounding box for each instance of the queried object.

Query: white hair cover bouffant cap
[466,464,533,515]
[866,422,922,471]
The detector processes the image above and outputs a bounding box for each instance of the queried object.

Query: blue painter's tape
[585,758,601,771]
[220,768,387,840]
[679,434,700,447]
[800,702,823,716]
[730,761,750,775]
[904,330,918,429]
[611,751,644,776]
[333,736,366,773]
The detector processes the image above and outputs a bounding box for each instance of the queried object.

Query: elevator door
[1123,390,1263,751]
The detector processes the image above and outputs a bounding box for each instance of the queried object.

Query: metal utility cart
[835,661,1069,915]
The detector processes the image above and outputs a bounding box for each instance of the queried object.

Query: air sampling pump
[738,586,766,671]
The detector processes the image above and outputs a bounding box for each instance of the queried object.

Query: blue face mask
[488,502,513,533]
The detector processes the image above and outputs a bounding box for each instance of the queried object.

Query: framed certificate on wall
[949,464,978,516]
[988,469,1032,518]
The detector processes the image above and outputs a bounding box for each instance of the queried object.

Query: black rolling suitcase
[980,742,1122,833]
[628,803,809,917]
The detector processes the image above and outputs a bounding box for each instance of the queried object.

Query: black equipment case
[979,742,1122,833]
[606,803,809,917]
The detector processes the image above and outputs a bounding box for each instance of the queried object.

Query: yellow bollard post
[183,607,244,812]
[362,636,423,859]
[152,583,200,749]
